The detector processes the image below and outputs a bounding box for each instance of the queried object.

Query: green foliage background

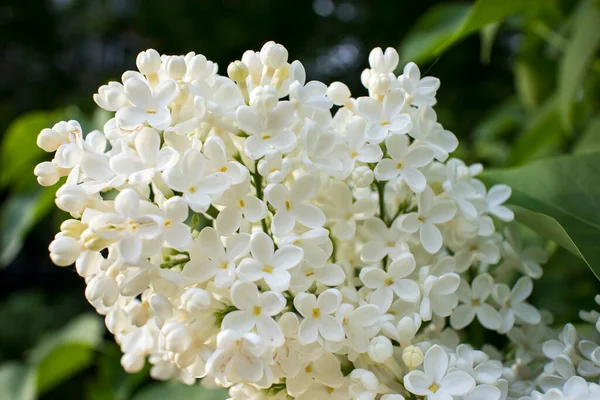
[0,0,599,398]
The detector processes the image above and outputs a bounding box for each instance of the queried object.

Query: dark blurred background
[0,0,596,399]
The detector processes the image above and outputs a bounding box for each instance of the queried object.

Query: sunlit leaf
[482,153,600,279]
[0,362,36,400]
[132,382,228,400]
[558,0,600,130]
[398,3,471,66]
[0,110,64,191]
[0,185,58,266]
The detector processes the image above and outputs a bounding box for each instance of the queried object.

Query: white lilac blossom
[34,42,599,400]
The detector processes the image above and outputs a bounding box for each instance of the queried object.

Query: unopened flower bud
[327,82,351,106]
[249,86,278,111]
[60,219,87,237]
[260,41,288,69]
[166,56,187,80]
[128,301,151,327]
[227,61,249,82]
[34,161,61,186]
[187,54,208,80]
[402,345,424,369]
[56,183,88,214]
[37,128,63,152]
[352,166,374,188]
[367,336,393,363]
[49,236,82,266]
[161,321,192,353]
[180,288,211,314]
[121,352,145,373]
[93,82,128,112]
[85,275,118,307]
[136,49,161,76]
[368,47,399,74]
[368,73,392,96]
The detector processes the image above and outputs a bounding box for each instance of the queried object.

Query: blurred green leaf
[0,110,63,191]
[558,0,600,130]
[398,3,471,65]
[0,362,36,400]
[574,115,600,154]
[434,0,545,56]
[132,382,228,400]
[505,98,566,167]
[86,343,150,400]
[482,153,600,279]
[29,313,103,395]
[0,185,58,266]
[479,21,500,64]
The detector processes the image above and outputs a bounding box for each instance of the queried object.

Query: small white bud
[166,56,187,80]
[55,183,88,214]
[227,60,249,82]
[260,41,288,69]
[136,49,161,75]
[352,166,374,188]
[180,288,211,314]
[249,86,278,111]
[34,161,61,186]
[367,335,393,363]
[121,352,145,373]
[402,345,424,369]
[37,128,63,152]
[49,236,82,266]
[187,54,208,80]
[368,73,392,96]
[128,301,150,327]
[60,219,87,237]
[85,275,118,307]
[327,82,351,106]
[161,321,192,353]
[368,47,399,74]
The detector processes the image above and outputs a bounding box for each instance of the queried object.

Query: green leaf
[0,362,36,400]
[505,98,566,167]
[558,0,600,130]
[0,110,64,190]
[479,21,500,64]
[398,3,471,65]
[574,115,600,155]
[28,314,103,395]
[482,153,600,279]
[132,382,228,400]
[0,185,59,266]
[435,0,534,55]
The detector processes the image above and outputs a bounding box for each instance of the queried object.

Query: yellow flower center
[396,161,403,169]
[146,108,157,114]
[385,277,394,286]
[220,166,228,172]
[351,151,359,158]
[252,305,262,316]
[312,308,320,318]
[472,299,481,306]
[239,199,245,207]
[263,265,273,273]
[188,186,196,194]
[285,200,292,210]
[429,384,439,393]
[164,219,172,227]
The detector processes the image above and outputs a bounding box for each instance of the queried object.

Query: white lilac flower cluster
[33,42,599,400]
